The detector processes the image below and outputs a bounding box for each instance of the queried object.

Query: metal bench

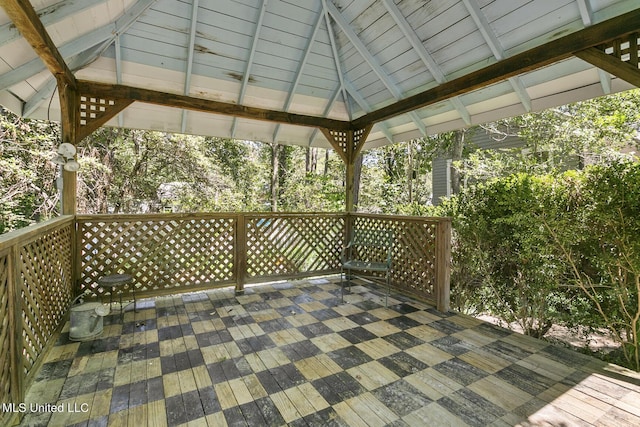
[341,228,393,306]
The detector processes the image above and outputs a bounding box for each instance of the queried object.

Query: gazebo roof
[0,0,639,150]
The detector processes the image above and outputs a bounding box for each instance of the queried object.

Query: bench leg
[385,271,390,308]
[341,269,352,303]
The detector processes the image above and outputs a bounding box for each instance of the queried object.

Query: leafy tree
[0,107,59,232]
[541,161,640,370]
[358,139,435,214]
[462,90,640,181]
[204,137,265,210]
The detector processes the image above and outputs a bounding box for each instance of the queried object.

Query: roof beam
[382,0,471,125]
[0,0,75,88]
[353,8,640,128]
[577,0,594,26]
[322,0,351,121]
[326,0,427,136]
[308,85,342,146]
[23,41,112,116]
[461,0,531,112]
[344,80,393,142]
[576,0,612,94]
[77,80,352,131]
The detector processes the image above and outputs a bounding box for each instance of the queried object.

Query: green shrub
[437,160,640,370]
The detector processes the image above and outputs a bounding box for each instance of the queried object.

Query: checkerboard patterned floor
[20,276,640,426]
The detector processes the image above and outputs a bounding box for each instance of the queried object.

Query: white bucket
[69,302,108,341]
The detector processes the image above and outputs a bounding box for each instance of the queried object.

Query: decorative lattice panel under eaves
[601,33,639,67]
[327,130,349,155]
[0,250,13,423]
[350,214,440,301]
[245,214,345,280]
[79,96,116,125]
[18,220,74,378]
[77,214,236,297]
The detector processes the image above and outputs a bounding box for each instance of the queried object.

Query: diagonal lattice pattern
[80,96,116,126]
[351,215,438,300]
[78,215,236,298]
[18,221,74,377]
[245,214,345,279]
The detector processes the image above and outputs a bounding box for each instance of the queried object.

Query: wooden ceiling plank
[77,80,352,131]
[273,3,324,143]
[231,0,268,138]
[0,0,75,88]
[352,8,640,128]
[382,0,472,124]
[326,0,427,136]
[0,0,104,48]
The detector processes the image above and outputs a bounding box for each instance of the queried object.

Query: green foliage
[0,107,59,233]
[435,160,640,370]
[541,161,640,370]
[434,173,567,338]
[359,139,433,213]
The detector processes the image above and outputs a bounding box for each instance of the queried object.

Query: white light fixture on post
[51,143,80,172]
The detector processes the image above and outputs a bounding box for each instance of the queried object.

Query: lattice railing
[0,216,75,426]
[77,214,237,298]
[349,214,447,303]
[18,219,74,375]
[245,213,345,280]
[0,211,450,421]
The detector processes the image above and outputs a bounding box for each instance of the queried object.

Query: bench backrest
[346,228,393,265]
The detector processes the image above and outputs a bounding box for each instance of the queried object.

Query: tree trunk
[278,145,288,203]
[324,149,330,175]
[407,140,414,203]
[306,147,318,173]
[270,143,279,212]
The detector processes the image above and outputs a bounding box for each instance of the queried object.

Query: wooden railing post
[235,214,246,295]
[436,218,452,312]
[9,245,24,421]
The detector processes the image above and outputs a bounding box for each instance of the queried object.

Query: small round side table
[98,273,136,314]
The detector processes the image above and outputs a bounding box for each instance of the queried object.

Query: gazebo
[1,1,640,425]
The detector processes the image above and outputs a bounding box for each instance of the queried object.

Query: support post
[345,154,356,213]
[436,218,451,312]
[9,245,23,423]
[320,124,373,213]
[58,81,79,215]
[235,213,246,295]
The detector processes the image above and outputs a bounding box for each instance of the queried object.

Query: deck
[19,276,640,426]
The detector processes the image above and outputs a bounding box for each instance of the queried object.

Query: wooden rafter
[0,0,75,88]
[352,8,640,128]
